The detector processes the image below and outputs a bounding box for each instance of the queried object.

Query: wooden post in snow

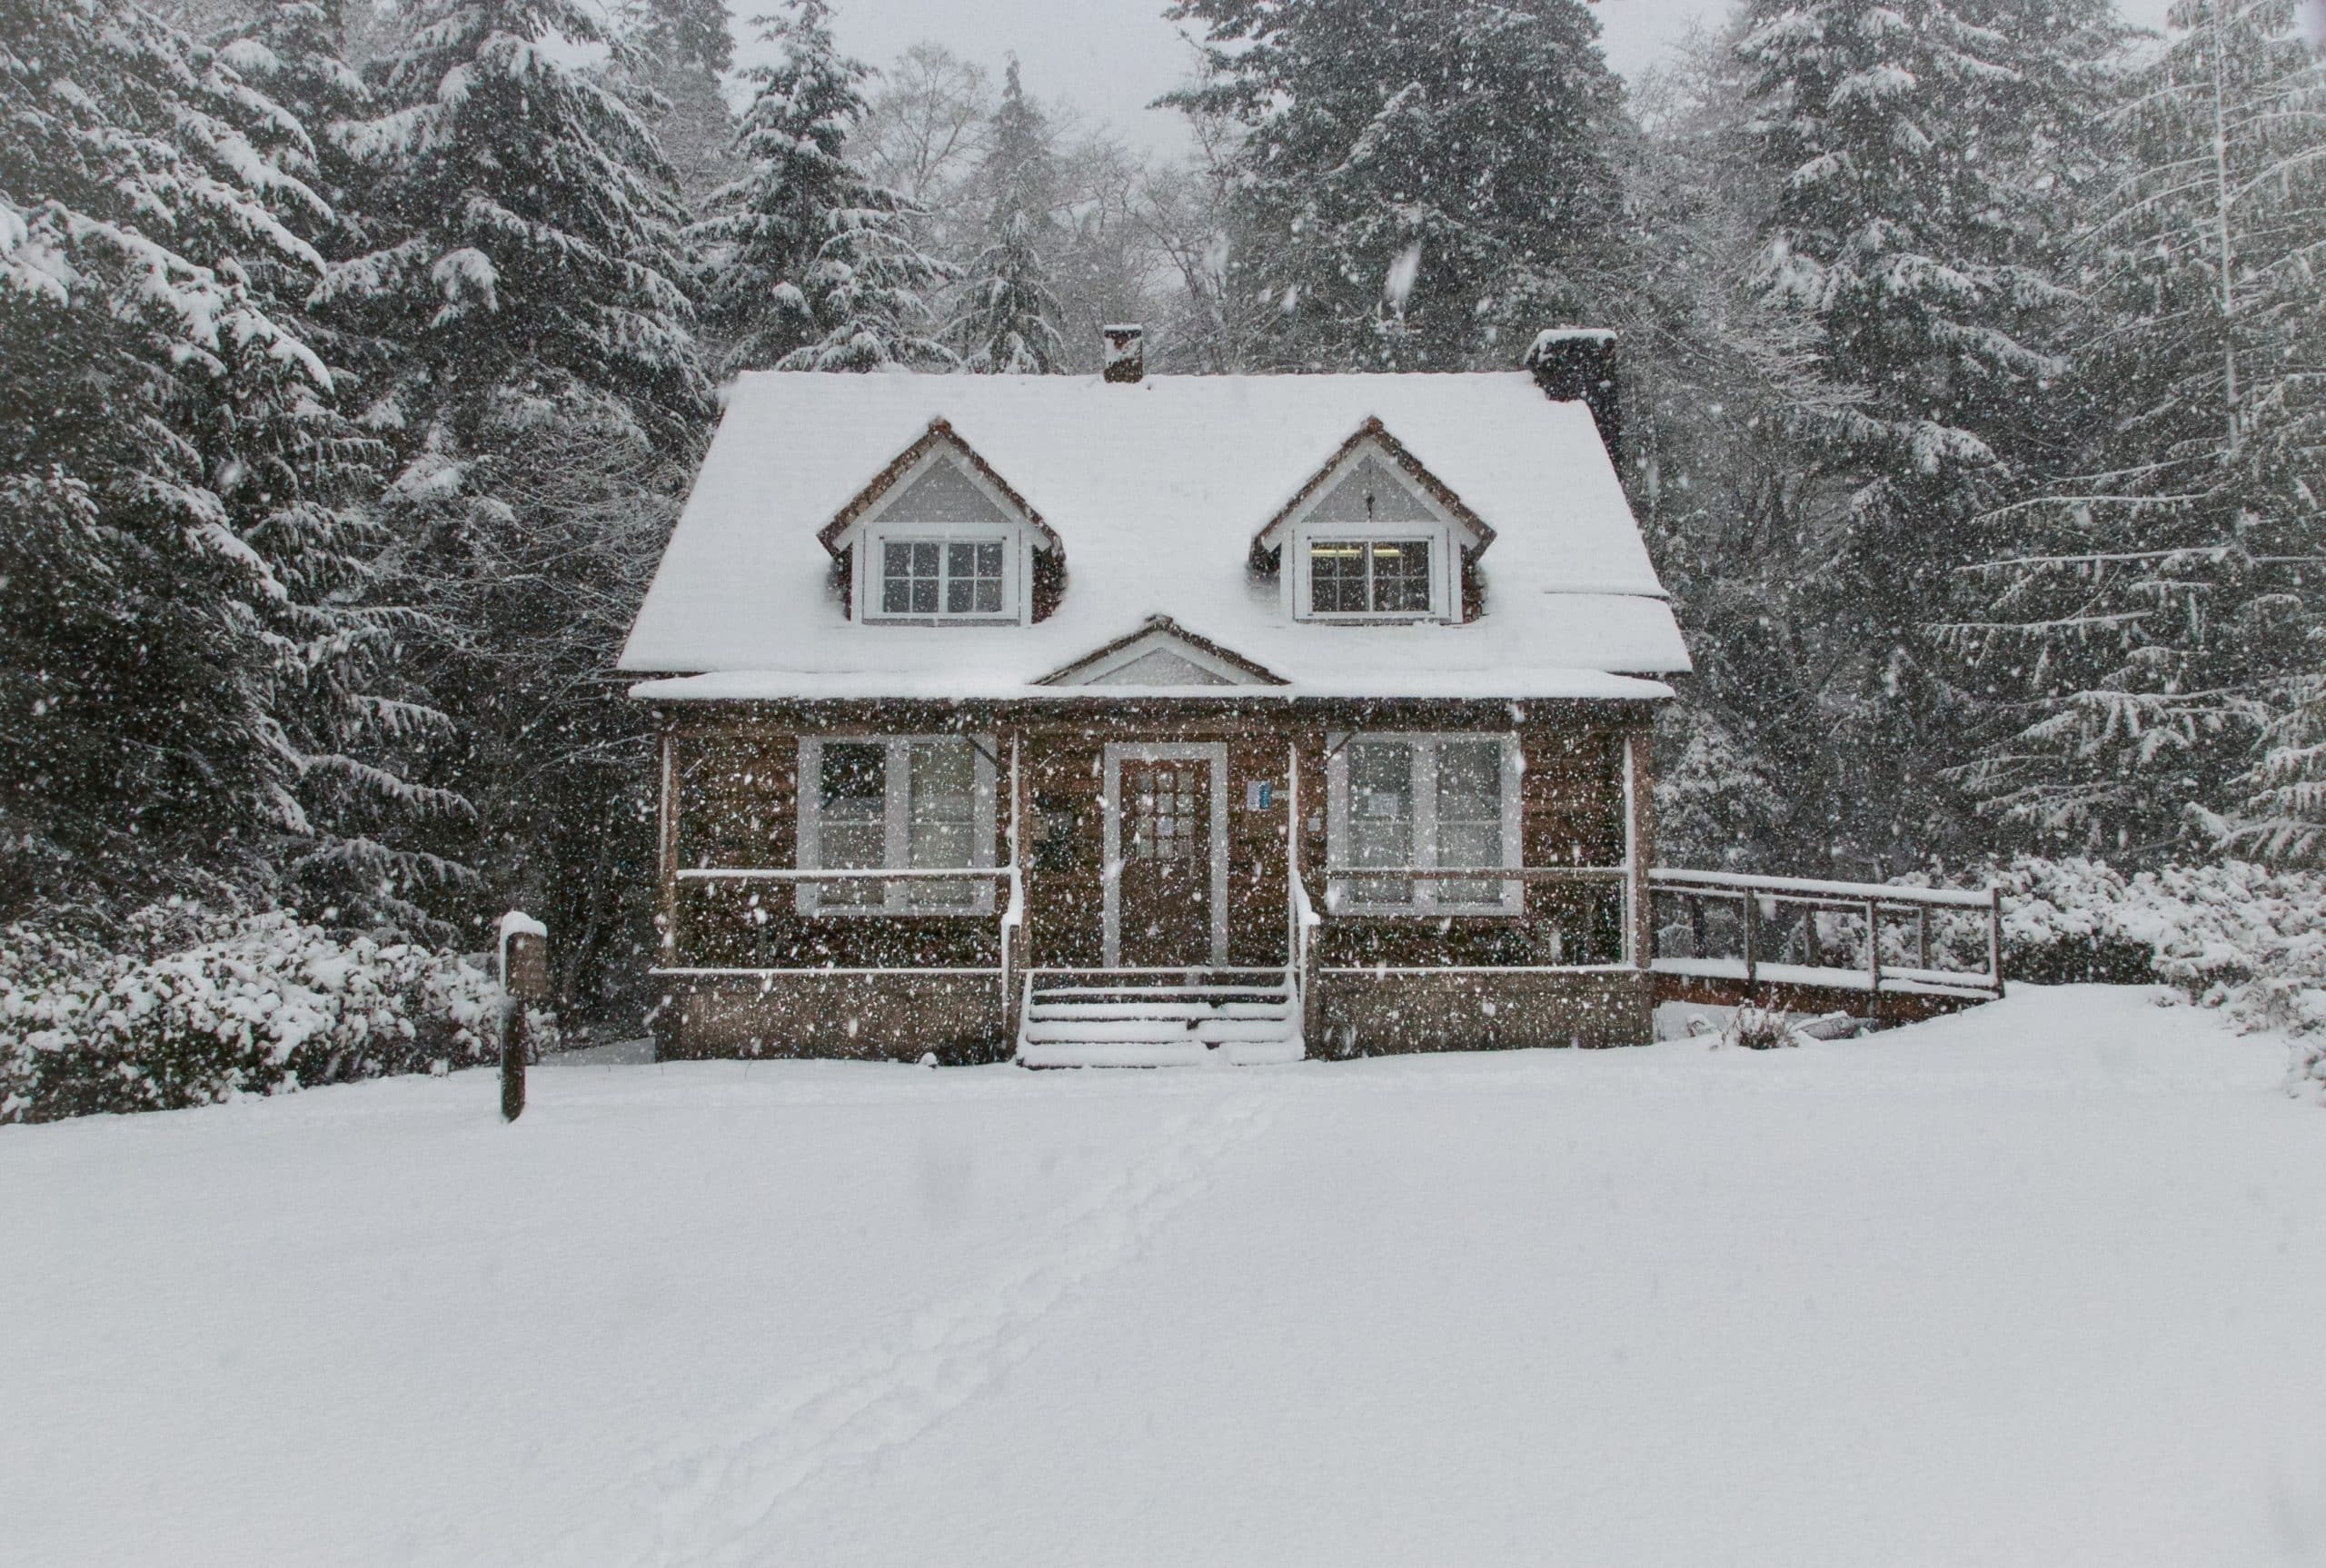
[499,911,549,1123]
[1988,886,2006,999]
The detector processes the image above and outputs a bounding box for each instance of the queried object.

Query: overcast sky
[731,0,2185,156]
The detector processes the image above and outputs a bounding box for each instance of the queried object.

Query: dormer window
[822,419,1059,627]
[1256,422,1489,626]
[1309,537,1435,616]
[880,539,1007,618]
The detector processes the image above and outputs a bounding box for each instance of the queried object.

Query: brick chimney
[1526,327,1620,468]
[1102,323,1145,383]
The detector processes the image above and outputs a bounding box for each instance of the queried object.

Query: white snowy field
[4,987,2323,1567]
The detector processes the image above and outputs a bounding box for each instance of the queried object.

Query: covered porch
[647,698,1663,1063]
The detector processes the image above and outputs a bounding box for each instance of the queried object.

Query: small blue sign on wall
[1244,779,1275,811]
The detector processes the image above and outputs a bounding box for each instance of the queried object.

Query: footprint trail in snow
[575,1089,1274,1567]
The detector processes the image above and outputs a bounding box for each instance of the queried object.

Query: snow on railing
[1650,868,1996,910]
[1648,869,2004,998]
[1318,864,1625,917]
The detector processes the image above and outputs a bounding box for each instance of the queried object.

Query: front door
[1108,749,1220,968]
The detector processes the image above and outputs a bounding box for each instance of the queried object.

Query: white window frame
[1325,731,1524,916]
[796,735,999,917]
[845,449,1034,626]
[1293,526,1452,621]
[860,524,1026,624]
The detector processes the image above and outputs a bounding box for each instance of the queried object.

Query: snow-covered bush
[0,905,537,1124]
[1721,1004,1797,1050]
[1987,858,2326,1038]
[1885,858,2323,1087]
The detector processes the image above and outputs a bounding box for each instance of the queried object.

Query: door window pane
[1130,765,1200,862]
[907,739,978,906]
[1347,742,1415,905]
[818,741,886,905]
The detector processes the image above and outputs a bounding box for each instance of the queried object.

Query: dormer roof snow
[1254,416,1494,555]
[817,417,1060,556]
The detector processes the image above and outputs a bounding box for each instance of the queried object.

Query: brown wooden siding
[1223,736,1291,968]
[661,974,1006,1062]
[1315,969,1651,1053]
[1021,730,1105,970]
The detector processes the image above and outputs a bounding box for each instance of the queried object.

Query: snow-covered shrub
[1959,858,2326,1047]
[0,905,537,1123]
[1722,1004,1797,1050]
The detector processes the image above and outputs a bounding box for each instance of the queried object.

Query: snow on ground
[4,987,2323,1567]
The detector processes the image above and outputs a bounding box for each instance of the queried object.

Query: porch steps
[1016,973,1305,1067]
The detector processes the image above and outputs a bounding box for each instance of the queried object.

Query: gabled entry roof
[1037,617,1287,689]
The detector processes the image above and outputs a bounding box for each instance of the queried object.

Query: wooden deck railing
[1647,868,2004,1001]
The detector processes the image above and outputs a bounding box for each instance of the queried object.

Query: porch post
[1289,736,1320,1048]
[1623,727,1653,970]
[656,729,677,961]
[1005,730,1026,1039]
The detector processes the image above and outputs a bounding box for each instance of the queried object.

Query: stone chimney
[1526,327,1620,468]
[1102,323,1145,383]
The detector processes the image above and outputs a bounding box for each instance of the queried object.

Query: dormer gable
[1253,420,1488,625]
[821,420,1060,626]
[1037,616,1286,689]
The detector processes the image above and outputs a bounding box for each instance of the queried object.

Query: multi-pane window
[1328,735,1519,914]
[878,539,1007,618]
[1307,539,1435,616]
[798,736,995,914]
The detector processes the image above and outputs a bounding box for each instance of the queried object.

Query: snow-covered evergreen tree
[1162,0,1630,371]
[323,0,710,986]
[1616,34,1878,870]
[1725,0,2125,865]
[327,0,706,438]
[0,0,442,916]
[1949,0,2325,858]
[616,0,741,206]
[953,58,1064,374]
[695,0,951,373]
[2238,659,2326,865]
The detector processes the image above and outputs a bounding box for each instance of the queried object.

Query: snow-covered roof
[621,370,1691,701]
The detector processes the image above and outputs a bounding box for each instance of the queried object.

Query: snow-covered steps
[1016,974,1305,1067]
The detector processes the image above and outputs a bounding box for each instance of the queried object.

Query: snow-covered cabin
[621,329,1692,1063]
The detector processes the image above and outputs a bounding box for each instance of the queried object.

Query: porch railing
[1647,868,2004,999]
